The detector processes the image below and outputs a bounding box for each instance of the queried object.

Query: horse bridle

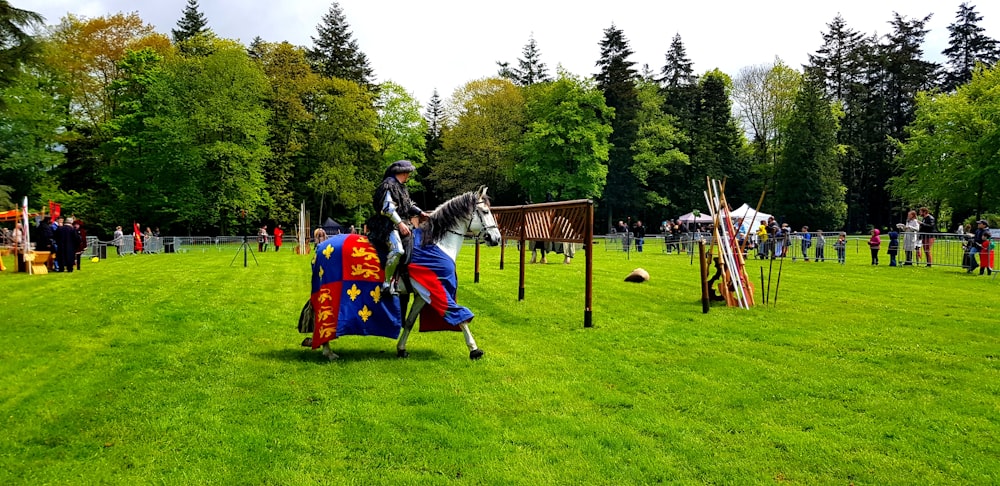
[448,199,498,239]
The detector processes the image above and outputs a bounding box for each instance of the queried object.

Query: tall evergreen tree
[690,70,748,207]
[420,89,446,207]
[659,33,695,87]
[595,24,640,225]
[171,0,209,44]
[307,2,374,87]
[497,34,552,86]
[807,15,865,102]
[0,0,44,93]
[883,13,939,142]
[942,2,1000,91]
[658,33,700,202]
[773,76,845,229]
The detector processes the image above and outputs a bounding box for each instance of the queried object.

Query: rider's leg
[383,230,405,290]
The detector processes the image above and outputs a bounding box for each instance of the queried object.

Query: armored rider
[369,160,429,292]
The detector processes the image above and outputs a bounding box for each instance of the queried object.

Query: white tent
[727,203,772,231]
[677,210,713,224]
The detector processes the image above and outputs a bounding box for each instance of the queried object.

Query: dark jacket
[368,175,422,243]
[35,221,54,252]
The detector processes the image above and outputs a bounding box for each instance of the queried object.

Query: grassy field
[0,241,998,485]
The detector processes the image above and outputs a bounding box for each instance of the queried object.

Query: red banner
[49,201,60,220]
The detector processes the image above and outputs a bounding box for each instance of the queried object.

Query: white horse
[303,186,502,360]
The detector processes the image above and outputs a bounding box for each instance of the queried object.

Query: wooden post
[474,238,481,283]
[584,200,594,328]
[499,237,506,270]
[518,211,526,301]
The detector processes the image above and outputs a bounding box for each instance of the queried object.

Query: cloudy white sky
[28,0,1000,106]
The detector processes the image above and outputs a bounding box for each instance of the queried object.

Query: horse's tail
[298,299,314,334]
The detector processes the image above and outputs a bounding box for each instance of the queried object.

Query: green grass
[1,242,998,485]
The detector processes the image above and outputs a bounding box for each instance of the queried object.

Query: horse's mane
[419,191,483,246]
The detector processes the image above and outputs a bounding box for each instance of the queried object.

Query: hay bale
[624,268,650,283]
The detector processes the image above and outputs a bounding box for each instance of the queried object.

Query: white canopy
[677,210,713,224]
[727,203,772,231]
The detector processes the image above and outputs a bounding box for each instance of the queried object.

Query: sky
[27,0,1000,106]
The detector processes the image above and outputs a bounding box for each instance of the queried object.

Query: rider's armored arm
[381,190,404,225]
[406,204,424,218]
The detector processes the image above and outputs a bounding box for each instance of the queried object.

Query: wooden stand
[25,251,50,275]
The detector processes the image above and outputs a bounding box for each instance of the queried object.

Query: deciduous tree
[516,70,612,202]
[433,78,524,202]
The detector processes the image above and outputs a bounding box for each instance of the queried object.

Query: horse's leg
[460,322,484,360]
[396,295,426,358]
[321,343,339,361]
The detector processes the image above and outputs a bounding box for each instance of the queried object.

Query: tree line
[1,0,998,238]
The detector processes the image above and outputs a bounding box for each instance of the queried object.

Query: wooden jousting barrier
[490,200,595,328]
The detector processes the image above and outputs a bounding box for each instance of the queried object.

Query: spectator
[978,221,993,276]
[901,210,920,265]
[73,219,87,270]
[258,225,268,252]
[113,225,124,256]
[800,226,812,261]
[12,221,26,272]
[887,226,899,267]
[834,232,847,265]
[633,220,646,253]
[868,228,881,265]
[614,220,629,251]
[756,221,769,259]
[273,224,284,252]
[918,207,937,267]
[54,217,80,273]
[313,227,328,251]
[814,229,825,262]
[35,216,54,253]
[969,219,993,276]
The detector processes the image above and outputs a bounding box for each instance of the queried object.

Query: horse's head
[471,186,502,246]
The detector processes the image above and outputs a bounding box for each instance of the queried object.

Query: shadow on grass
[260,345,445,363]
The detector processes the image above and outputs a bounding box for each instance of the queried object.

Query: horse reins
[447,200,497,240]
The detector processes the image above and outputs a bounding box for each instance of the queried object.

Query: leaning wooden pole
[741,187,768,255]
[699,240,710,313]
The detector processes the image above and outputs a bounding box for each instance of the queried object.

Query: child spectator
[868,228,881,265]
[834,232,847,265]
[800,226,812,261]
[887,227,900,267]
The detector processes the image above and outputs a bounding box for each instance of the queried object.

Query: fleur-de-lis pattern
[309,234,403,349]
[347,284,361,301]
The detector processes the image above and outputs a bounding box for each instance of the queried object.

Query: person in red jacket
[273,224,284,252]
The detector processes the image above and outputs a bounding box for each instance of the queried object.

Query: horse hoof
[300,337,313,347]
[397,349,409,358]
[470,349,484,360]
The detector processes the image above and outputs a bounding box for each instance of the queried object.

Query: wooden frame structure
[490,199,595,328]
